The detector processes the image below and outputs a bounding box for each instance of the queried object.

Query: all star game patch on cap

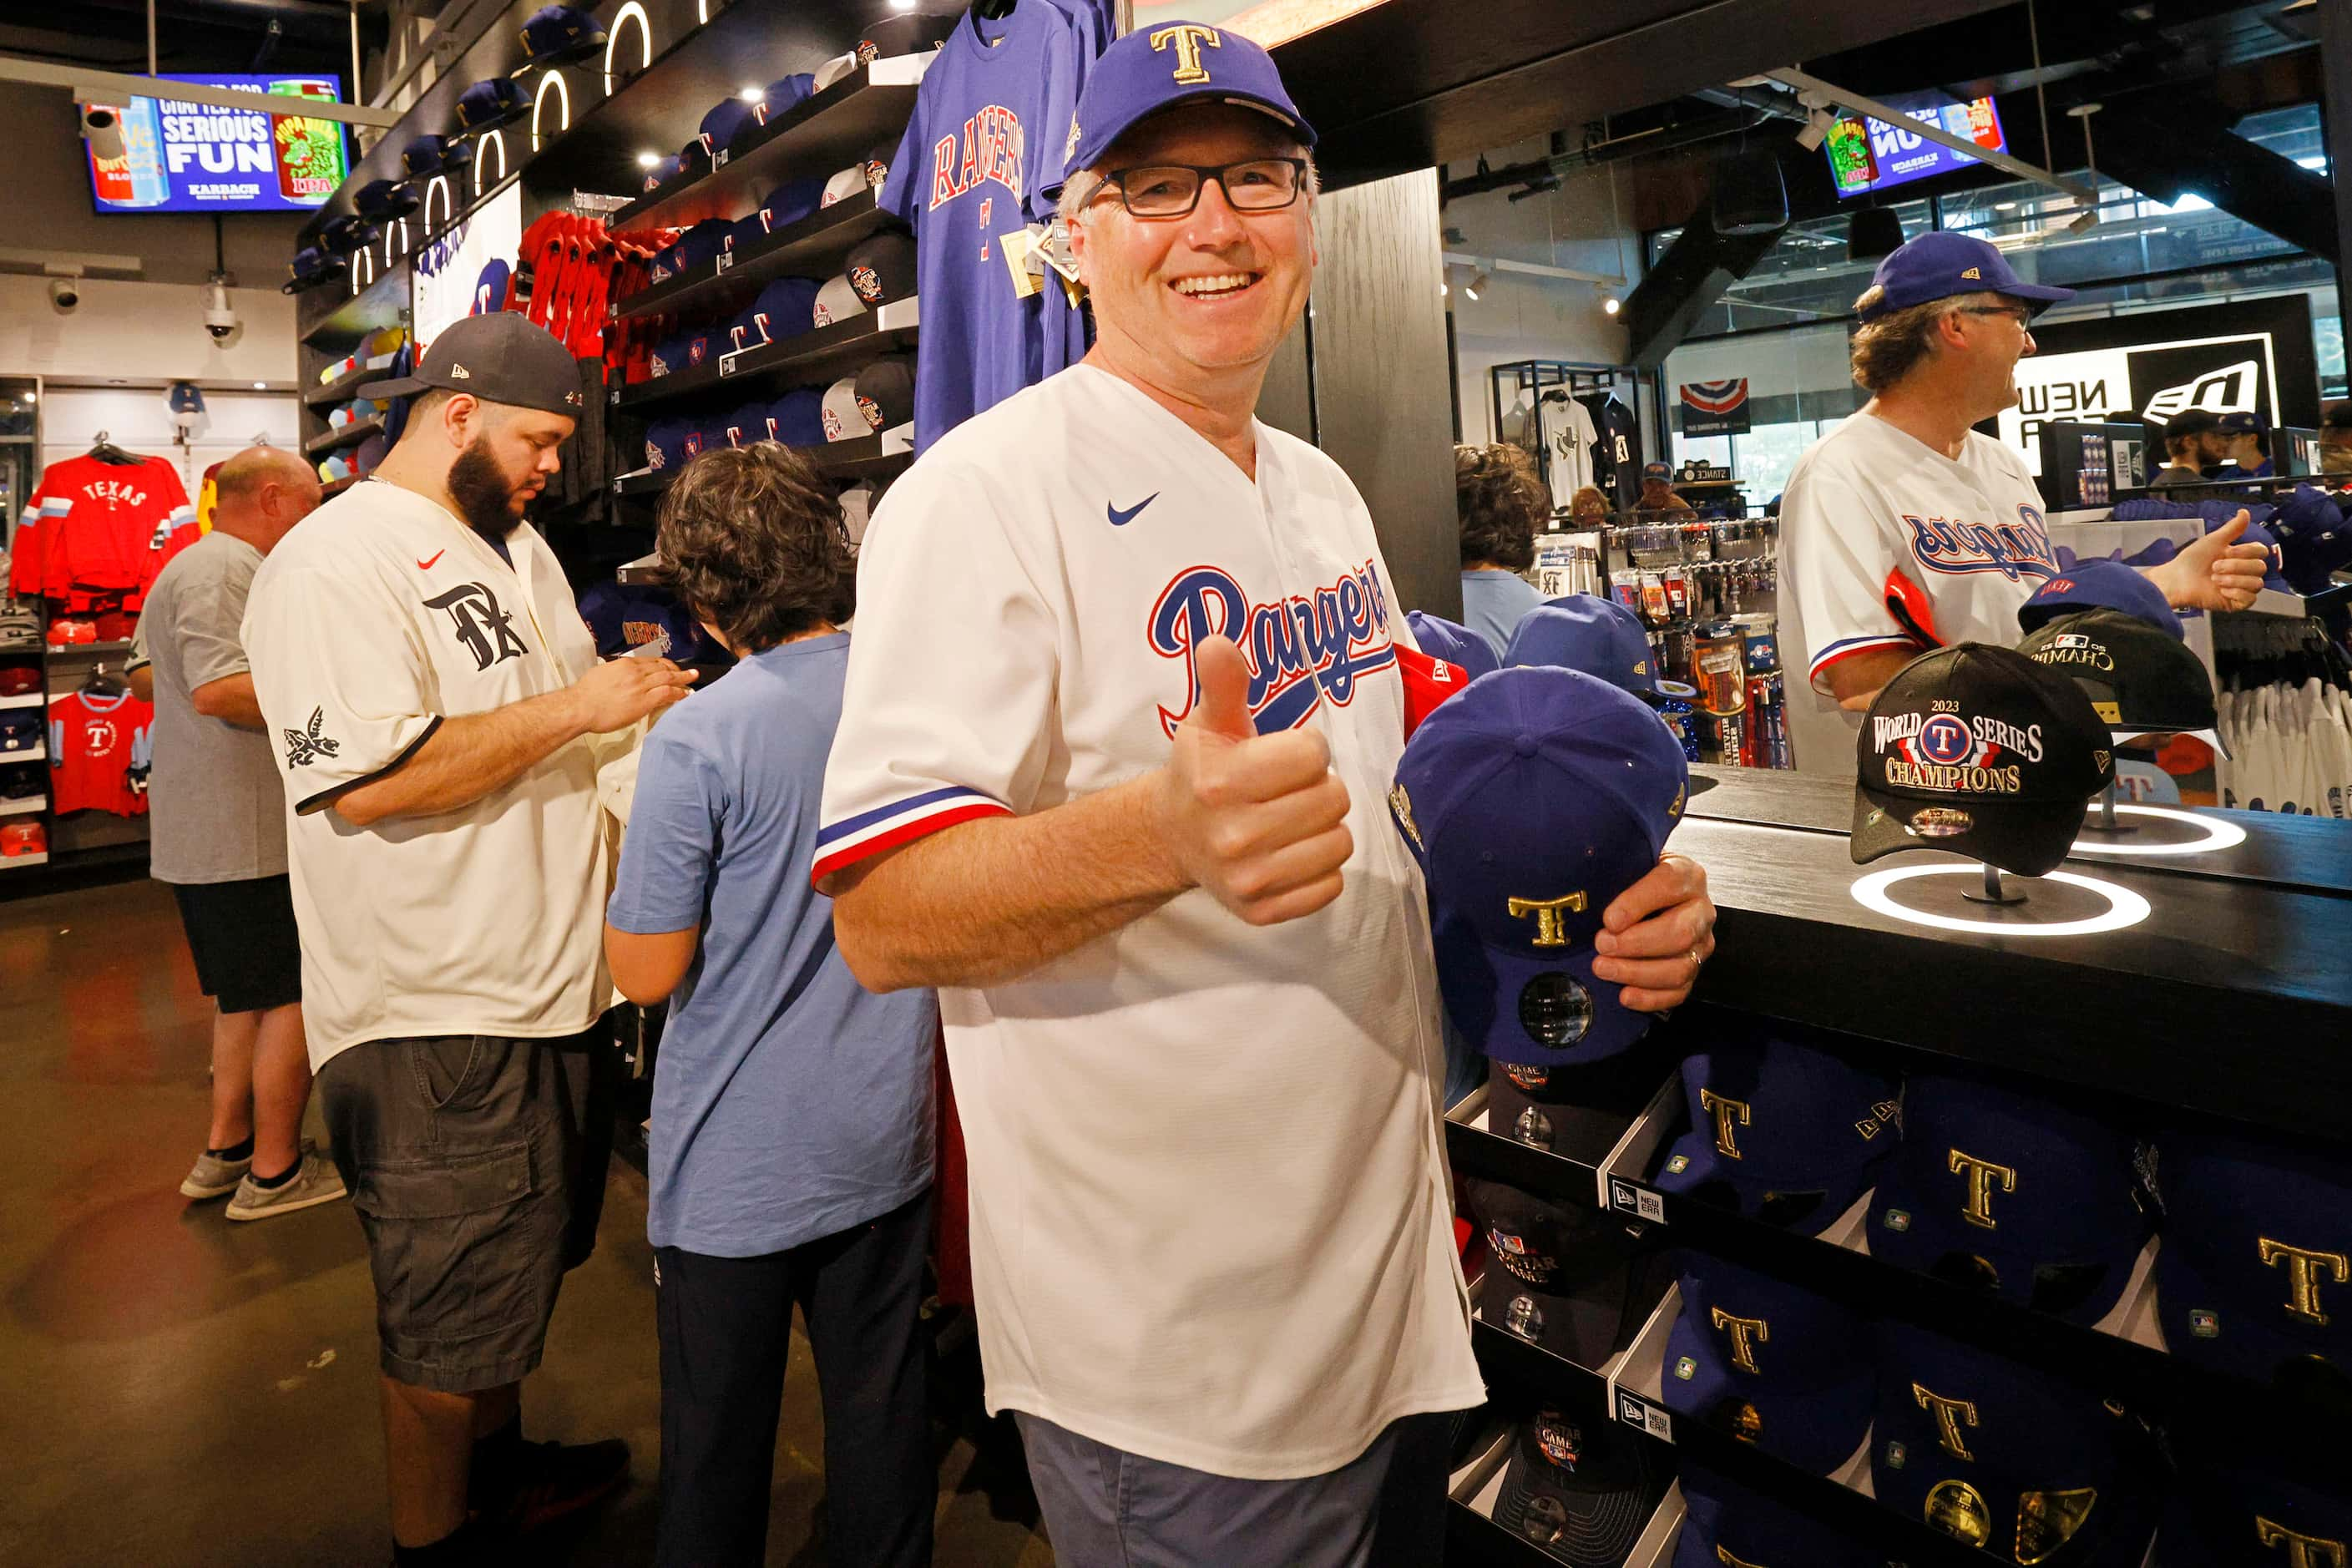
[1851,643,2114,878]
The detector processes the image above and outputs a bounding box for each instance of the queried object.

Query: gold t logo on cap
[1505,892,1586,947]
[2258,1238,2351,1327]
[1912,1383,1980,1461]
[1701,1089,1751,1161]
[1150,23,1222,84]
[1948,1148,2017,1230]
[1709,1308,1769,1374]
[2256,1517,2348,1567]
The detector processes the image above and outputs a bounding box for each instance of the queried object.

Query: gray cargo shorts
[318,1026,615,1393]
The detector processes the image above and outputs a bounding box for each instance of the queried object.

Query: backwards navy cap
[512,4,606,75]
[1405,610,1499,683]
[1871,1074,2152,1325]
[454,78,531,134]
[1651,1013,1901,1238]
[1663,1252,1875,1474]
[1505,594,1661,701]
[2017,560,2183,640]
[1062,21,1315,188]
[1390,667,1688,1066]
[1857,230,2074,323]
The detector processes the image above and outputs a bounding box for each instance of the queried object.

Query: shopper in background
[243,312,694,1566]
[129,444,343,1221]
[1567,484,1611,529]
[1776,230,2270,774]
[2320,400,2352,473]
[2149,408,2224,488]
[818,27,1716,1563]
[603,443,938,1568]
[2213,410,2274,478]
[1456,440,1549,657]
[1633,459,1694,517]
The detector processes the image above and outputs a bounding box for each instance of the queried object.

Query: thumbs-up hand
[1157,636,1354,926]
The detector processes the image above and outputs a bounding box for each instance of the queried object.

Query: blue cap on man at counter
[1060,21,1315,190]
[1855,231,2075,322]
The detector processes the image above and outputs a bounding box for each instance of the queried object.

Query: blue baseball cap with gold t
[1857,230,2074,323]
[1062,21,1316,183]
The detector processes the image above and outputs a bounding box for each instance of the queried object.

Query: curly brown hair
[1848,288,2013,394]
[1454,442,1550,570]
[654,443,856,651]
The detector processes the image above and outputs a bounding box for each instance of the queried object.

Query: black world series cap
[1852,644,2113,878]
[2017,607,2225,754]
[357,311,584,419]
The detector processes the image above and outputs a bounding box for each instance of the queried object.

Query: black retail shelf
[611,297,918,410]
[1670,813,2352,1142]
[300,259,411,346]
[610,191,898,324]
[612,432,911,498]
[1446,1500,1627,1568]
[304,419,384,458]
[1683,765,2352,898]
[44,641,134,659]
[611,54,932,232]
[304,362,391,408]
[320,475,361,498]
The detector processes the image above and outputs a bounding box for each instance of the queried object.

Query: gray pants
[1016,1409,1462,1568]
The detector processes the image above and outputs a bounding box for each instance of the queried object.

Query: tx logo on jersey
[426,581,529,671]
[283,706,341,768]
[1904,503,2057,583]
[1149,559,1398,737]
[928,104,1026,211]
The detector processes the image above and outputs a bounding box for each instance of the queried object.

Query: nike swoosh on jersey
[1107,493,1159,528]
[417,550,445,569]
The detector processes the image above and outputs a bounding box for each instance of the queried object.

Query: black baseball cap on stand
[358,312,584,418]
[2019,607,2226,754]
[1851,644,2114,877]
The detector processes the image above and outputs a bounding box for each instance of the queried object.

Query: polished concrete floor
[0,876,1053,1568]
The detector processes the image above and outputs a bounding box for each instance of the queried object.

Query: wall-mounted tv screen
[1825,92,2006,200]
[86,73,349,215]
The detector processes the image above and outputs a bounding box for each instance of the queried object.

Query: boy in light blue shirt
[604,443,935,1568]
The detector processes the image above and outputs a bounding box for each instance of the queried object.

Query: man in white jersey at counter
[815,23,1718,1565]
[1778,230,2269,772]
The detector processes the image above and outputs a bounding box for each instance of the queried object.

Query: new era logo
[1960,267,1981,280]
[450,362,471,378]
[2142,359,2259,424]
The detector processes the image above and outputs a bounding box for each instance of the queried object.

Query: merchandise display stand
[1444,768,2352,1563]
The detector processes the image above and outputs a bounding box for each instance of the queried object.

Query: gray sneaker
[225,1147,347,1222]
[180,1148,251,1200]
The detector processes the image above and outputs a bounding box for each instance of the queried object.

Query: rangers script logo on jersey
[1148,559,1399,738]
[1904,503,2058,584]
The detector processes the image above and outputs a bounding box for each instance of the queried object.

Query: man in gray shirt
[130,446,343,1221]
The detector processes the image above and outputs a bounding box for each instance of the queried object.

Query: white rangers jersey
[1780,413,2057,773]
[817,362,1483,1479]
[241,480,612,1069]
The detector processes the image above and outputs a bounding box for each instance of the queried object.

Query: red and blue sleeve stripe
[811,785,1012,887]
[1807,634,1923,690]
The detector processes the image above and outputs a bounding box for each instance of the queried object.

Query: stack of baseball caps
[1461,1174,1671,1370]
[1663,1253,1874,1472]
[1651,1013,1900,1238]
[1485,1407,1671,1565]
[2014,559,2225,756]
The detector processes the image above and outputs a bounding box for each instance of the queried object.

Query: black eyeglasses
[1085,158,1308,219]
[1960,304,2035,328]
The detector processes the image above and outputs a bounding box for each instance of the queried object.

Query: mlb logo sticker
[1665,1155,1691,1175]
[1885,1440,1909,1469]
[2189,1309,2220,1338]
[2052,633,2094,650]
[1674,1356,1697,1381]
[1490,1229,1526,1256]
[1884,1208,1913,1232]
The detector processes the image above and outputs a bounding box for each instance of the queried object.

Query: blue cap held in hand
[2017,559,2183,640]
[1389,666,1688,1066]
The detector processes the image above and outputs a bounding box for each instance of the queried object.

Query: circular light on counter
[2069,805,2248,857]
[1850,864,2151,938]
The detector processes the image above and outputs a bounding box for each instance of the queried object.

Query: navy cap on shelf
[454,78,532,134]
[1663,1252,1876,1474]
[511,4,607,76]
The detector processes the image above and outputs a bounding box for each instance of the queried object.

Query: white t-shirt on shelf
[1778,412,2058,773]
[817,362,1484,1481]
[242,480,613,1070]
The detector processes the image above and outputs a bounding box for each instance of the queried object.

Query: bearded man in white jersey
[814,22,1717,1567]
[1778,230,2269,773]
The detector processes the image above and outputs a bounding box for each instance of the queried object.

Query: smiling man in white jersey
[815,23,1717,1565]
[1778,230,2270,773]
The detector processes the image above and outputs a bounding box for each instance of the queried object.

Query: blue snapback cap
[2018,559,2184,640]
[1662,1252,1875,1474]
[1673,1462,1882,1568]
[748,276,822,343]
[513,5,606,74]
[576,580,706,663]
[1870,1075,2152,1325]
[1406,610,1500,683]
[1390,666,1688,1066]
[751,73,816,132]
[355,178,421,220]
[757,179,826,234]
[695,98,757,163]
[1061,21,1316,187]
[1651,1014,1901,1238]
[675,217,735,271]
[1504,594,1662,700]
[2153,1129,2352,1391]
[1857,230,2075,323]
[768,388,826,447]
[2153,1447,2352,1568]
[1873,1323,2161,1566]
[455,78,531,134]
[2217,410,2268,435]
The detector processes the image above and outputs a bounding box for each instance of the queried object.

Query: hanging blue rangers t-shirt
[880,2,1087,453]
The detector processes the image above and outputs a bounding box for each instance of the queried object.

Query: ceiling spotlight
[1464,269,1490,301]
[1796,108,1834,152]
[635,150,662,168]
[889,0,917,9]
[738,85,763,103]
[1603,296,1621,316]
[23,390,37,404]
